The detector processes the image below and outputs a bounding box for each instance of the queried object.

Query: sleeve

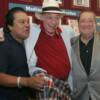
[0,44,8,73]
[24,23,41,76]
[60,25,75,91]
[65,25,75,38]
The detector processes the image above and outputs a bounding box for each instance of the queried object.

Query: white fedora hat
[35,0,64,20]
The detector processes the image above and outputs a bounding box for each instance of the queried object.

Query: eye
[56,16,60,20]
[19,21,25,24]
[19,20,29,25]
[47,16,53,20]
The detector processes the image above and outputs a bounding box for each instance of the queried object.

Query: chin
[23,34,29,40]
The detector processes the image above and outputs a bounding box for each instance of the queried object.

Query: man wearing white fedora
[25,0,75,99]
[0,0,75,99]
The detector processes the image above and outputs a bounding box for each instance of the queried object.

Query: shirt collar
[79,35,94,46]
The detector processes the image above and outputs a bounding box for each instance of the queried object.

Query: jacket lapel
[24,24,41,60]
[73,36,87,76]
[90,32,100,76]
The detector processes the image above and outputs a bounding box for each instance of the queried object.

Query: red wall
[0,0,9,27]
[10,0,42,6]
[0,0,100,27]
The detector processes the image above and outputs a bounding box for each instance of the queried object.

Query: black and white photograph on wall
[97,0,100,9]
[56,0,63,4]
[67,18,80,36]
[96,16,100,32]
[73,0,90,7]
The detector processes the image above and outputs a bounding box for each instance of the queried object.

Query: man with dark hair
[0,7,45,100]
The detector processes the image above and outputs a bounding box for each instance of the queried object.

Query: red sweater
[34,25,71,80]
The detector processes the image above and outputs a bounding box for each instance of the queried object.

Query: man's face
[9,11,30,42]
[79,12,96,38]
[42,13,61,33]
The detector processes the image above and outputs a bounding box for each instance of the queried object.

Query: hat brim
[35,11,64,20]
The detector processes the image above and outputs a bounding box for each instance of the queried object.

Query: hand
[26,74,46,90]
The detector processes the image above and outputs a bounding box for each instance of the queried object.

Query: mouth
[25,28,30,32]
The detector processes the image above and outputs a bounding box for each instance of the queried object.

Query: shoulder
[60,25,75,38]
[71,36,79,46]
[0,40,8,54]
[60,25,74,32]
[29,23,41,37]
[0,33,8,45]
[30,23,38,27]
[94,32,100,45]
[0,32,14,48]
[95,32,100,38]
[30,23,40,31]
[25,23,40,41]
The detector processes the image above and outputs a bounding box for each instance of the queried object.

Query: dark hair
[3,7,26,34]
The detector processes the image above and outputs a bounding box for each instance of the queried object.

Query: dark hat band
[42,7,60,12]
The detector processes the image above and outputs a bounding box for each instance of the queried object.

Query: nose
[25,21,30,29]
[52,18,57,24]
[26,21,29,26]
[51,20,58,28]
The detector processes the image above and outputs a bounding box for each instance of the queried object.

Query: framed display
[72,0,90,8]
[97,0,100,10]
[28,16,33,24]
[67,18,80,36]
[96,16,100,32]
[56,0,64,4]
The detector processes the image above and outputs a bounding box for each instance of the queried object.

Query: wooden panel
[0,0,9,27]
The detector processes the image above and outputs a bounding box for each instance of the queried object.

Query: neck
[81,34,93,45]
[10,32,23,43]
[45,30,55,36]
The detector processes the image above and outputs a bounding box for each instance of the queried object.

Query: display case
[72,0,90,9]
[67,18,80,36]
[96,16,100,32]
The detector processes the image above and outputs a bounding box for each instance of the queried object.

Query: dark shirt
[0,32,29,100]
[79,37,94,76]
